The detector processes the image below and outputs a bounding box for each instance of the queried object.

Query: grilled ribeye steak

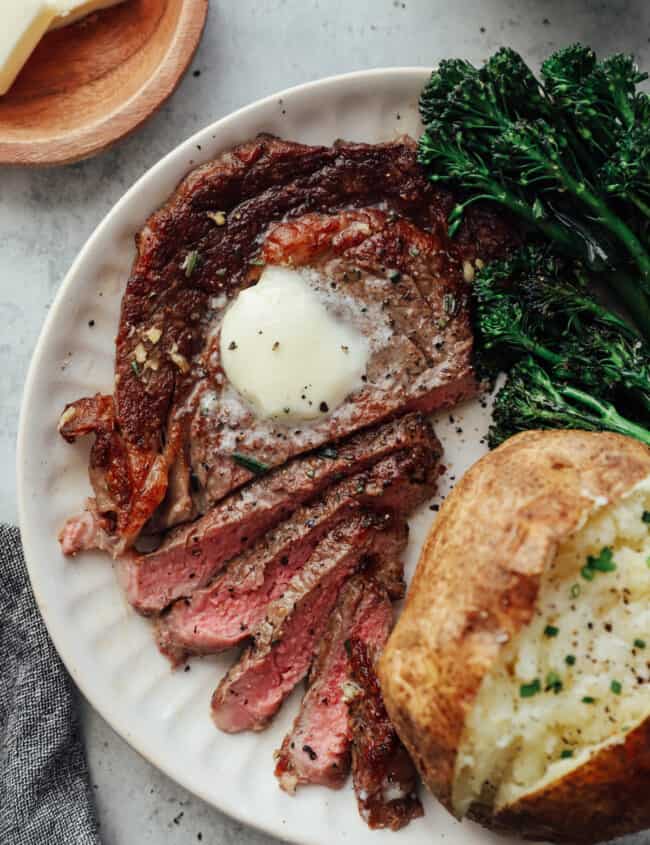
[58,134,517,554]
[274,576,392,793]
[120,413,438,615]
[347,637,423,830]
[190,205,476,510]
[210,514,406,734]
[156,430,438,661]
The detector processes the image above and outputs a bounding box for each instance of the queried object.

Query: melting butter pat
[221,266,369,421]
[49,0,128,30]
[0,2,58,95]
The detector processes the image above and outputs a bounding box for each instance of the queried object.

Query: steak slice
[347,637,423,831]
[118,413,438,615]
[155,434,437,661]
[59,134,518,553]
[210,514,404,734]
[274,576,392,793]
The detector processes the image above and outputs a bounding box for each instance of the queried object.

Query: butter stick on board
[0,2,58,95]
[48,0,129,30]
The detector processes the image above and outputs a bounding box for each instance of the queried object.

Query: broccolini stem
[525,340,564,367]
[560,384,650,445]
[448,176,582,254]
[607,269,650,342]
[555,164,650,286]
[571,270,641,339]
[638,392,650,415]
[629,193,650,221]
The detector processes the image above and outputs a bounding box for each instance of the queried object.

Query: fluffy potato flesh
[453,477,650,817]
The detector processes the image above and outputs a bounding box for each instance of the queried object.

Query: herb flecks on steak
[121,413,439,615]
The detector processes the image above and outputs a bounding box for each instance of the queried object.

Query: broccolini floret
[489,357,650,448]
[418,44,650,339]
[474,246,650,438]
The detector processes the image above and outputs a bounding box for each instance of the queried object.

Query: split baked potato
[380,429,650,844]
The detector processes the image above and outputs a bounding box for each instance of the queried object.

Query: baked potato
[379,429,650,844]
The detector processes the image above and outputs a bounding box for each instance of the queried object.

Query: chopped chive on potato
[454,477,650,813]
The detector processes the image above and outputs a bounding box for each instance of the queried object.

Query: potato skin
[378,429,650,844]
[495,718,650,843]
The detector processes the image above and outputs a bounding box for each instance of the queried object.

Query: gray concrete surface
[2,1,650,842]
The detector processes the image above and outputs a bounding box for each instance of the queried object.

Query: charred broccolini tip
[541,46,647,143]
[489,357,650,449]
[473,248,564,377]
[544,48,650,219]
[476,246,639,339]
[418,43,650,338]
[558,328,650,415]
[473,246,650,420]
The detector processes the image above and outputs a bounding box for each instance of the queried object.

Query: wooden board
[0,0,209,166]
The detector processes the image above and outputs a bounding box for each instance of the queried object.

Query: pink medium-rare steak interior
[210,514,402,734]
[156,435,436,661]
[119,412,439,615]
[58,134,518,554]
[274,576,392,793]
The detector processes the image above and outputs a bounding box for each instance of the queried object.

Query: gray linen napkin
[0,524,100,845]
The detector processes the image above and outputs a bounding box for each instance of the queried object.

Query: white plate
[17,69,506,845]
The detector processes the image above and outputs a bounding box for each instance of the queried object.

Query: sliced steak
[59,134,518,553]
[156,430,440,660]
[210,514,403,734]
[347,637,423,831]
[274,576,392,793]
[156,444,432,661]
[118,413,438,615]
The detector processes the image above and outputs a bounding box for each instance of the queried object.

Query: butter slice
[0,2,58,95]
[49,0,128,30]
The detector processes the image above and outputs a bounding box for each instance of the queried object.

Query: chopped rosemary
[181,250,200,278]
[634,639,646,649]
[318,446,338,460]
[443,292,459,316]
[611,680,622,695]
[388,270,402,284]
[131,360,140,377]
[560,749,573,759]
[565,654,576,666]
[581,696,596,704]
[642,510,650,524]
[232,452,269,475]
[544,624,559,638]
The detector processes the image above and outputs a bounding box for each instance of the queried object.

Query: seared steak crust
[120,412,438,615]
[348,638,423,830]
[274,576,392,793]
[59,134,517,553]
